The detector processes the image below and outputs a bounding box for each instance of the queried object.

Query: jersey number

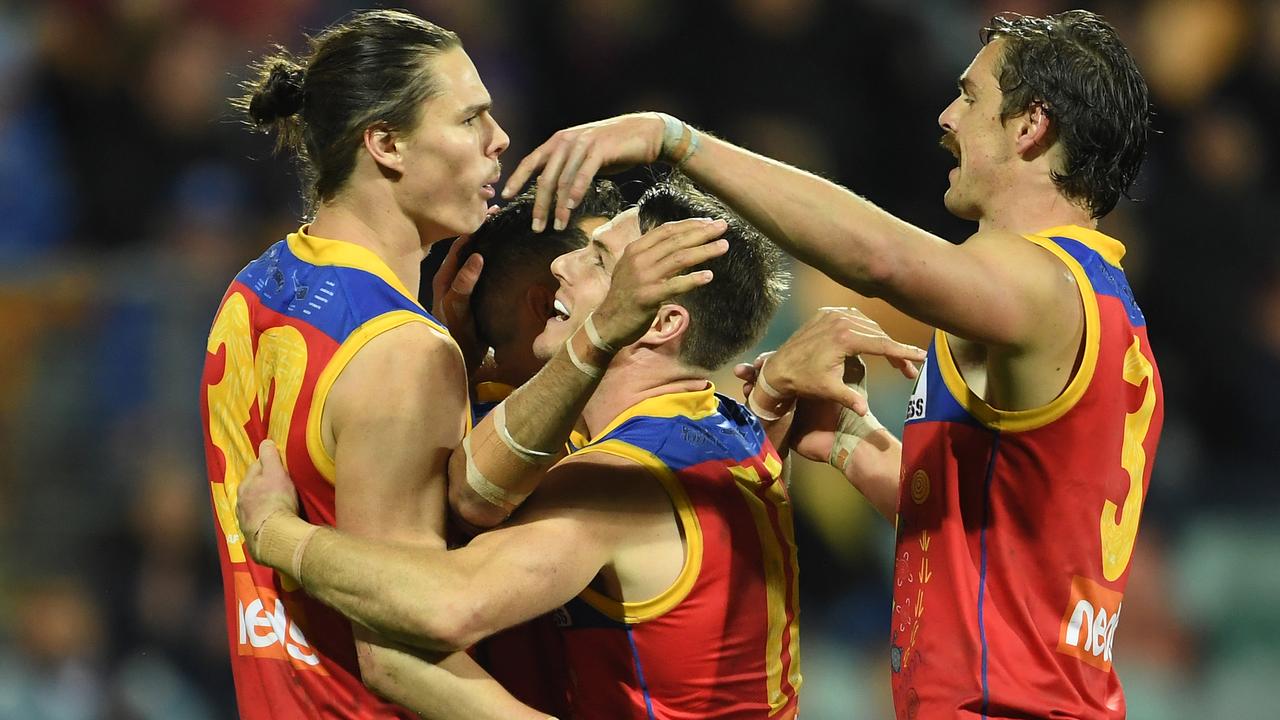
[206,292,307,563]
[1099,336,1155,581]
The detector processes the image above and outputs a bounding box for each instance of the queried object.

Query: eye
[593,254,606,269]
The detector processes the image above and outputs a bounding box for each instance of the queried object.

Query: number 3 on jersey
[206,292,307,563]
[1100,336,1156,581]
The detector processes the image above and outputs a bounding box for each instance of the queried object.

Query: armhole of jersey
[569,438,704,625]
[934,236,1101,433]
[306,310,462,484]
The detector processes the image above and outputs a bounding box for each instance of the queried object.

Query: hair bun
[249,63,305,125]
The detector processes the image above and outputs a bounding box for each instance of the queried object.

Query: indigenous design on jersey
[892,226,1164,719]
[200,226,460,719]
[555,386,801,719]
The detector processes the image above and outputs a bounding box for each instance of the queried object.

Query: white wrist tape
[582,312,614,353]
[656,112,697,166]
[828,374,884,472]
[462,433,521,514]
[565,336,604,379]
[748,360,794,421]
[494,401,558,462]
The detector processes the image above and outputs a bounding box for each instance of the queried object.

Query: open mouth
[549,297,572,322]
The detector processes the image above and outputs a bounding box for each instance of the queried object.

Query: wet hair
[465,180,624,347]
[234,9,461,208]
[637,175,789,371]
[981,10,1151,219]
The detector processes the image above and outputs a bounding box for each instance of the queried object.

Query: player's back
[893,225,1164,719]
[201,226,449,719]
[556,386,802,719]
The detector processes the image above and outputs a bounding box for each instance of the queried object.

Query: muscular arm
[253,455,642,653]
[507,113,1081,360]
[323,322,542,718]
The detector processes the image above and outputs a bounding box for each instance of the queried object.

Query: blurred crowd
[0,0,1277,718]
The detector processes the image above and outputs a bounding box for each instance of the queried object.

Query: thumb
[258,439,284,473]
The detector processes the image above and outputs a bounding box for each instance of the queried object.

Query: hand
[590,217,730,350]
[432,212,496,374]
[235,439,300,562]
[501,113,666,233]
[749,307,926,416]
[735,352,839,462]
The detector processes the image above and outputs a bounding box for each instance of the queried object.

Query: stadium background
[1,0,1277,717]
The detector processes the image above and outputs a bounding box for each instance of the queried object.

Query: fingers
[502,141,550,201]
[532,143,571,232]
[831,382,870,416]
[890,356,921,380]
[553,139,594,231]
[634,217,727,253]
[451,253,484,299]
[733,362,757,382]
[562,150,605,222]
[658,238,729,277]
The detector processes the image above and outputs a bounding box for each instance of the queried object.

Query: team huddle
[200,8,1163,720]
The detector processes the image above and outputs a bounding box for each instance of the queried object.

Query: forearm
[682,131,929,294]
[841,428,902,521]
[358,636,552,720]
[448,320,612,528]
[257,515,472,652]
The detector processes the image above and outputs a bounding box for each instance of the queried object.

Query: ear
[635,304,690,350]
[363,123,404,174]
[1013,101,1053,156]
[523,283,554,329]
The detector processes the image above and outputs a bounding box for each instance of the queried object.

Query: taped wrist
[747,359,795,422]
[828,373,884,472]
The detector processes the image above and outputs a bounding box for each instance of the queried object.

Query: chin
[943,190,981,222]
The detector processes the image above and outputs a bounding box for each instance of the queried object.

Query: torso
[554,387,802,719]
[200,226,448,719]
[891,225,1164,720]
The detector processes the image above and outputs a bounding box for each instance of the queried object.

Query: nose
[550,247,575,284]
[938,97,960,133]
[488,114,511,158]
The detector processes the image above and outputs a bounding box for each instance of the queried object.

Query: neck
[977,175,1095,236]
[580,350,708,439]
[309,189,438,298]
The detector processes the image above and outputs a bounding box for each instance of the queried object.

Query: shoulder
[329,319,466,422]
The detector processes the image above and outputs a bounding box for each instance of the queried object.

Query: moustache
[939,134,960,159]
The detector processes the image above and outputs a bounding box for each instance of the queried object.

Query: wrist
[255,513,316,575]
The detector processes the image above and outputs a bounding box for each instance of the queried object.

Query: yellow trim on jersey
[306,310,458,484]
[934,229,1102,433]
[585,383,719,444]
[1038,224,1126,269]
[474,381,515,404]
[287,225,424,310]
[730,465,803,714]
[570,439,704,624]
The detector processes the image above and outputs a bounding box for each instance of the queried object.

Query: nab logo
[234,572,327,673]
[1056,575,1124,671]
[905,358,929,422]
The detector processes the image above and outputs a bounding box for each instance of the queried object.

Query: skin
[247,41,730,716]
[502,37,1091,428]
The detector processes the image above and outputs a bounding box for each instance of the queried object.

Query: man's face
[532,208,642,360]
[396,47,510,240]
[936,40,1016,221]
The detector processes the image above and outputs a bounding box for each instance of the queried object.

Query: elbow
[354,641,400,701]
[404,595,483,653]
[447,475,510,533]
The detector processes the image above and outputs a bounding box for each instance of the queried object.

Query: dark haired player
[203,9,727,718]
[236,179,917,718]
[507,10,1164,719]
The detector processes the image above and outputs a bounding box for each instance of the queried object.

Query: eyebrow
[460,101,491,118]
[590,237,614,260]
[957,76,975,95]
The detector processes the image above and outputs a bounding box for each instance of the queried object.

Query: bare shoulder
[962,228,1084,348]
[328,319,467,425]
[518,450,663,519]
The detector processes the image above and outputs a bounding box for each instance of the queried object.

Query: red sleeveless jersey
[200,227,457,718]
[891,226,1164,719]
[553,386,802,719]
